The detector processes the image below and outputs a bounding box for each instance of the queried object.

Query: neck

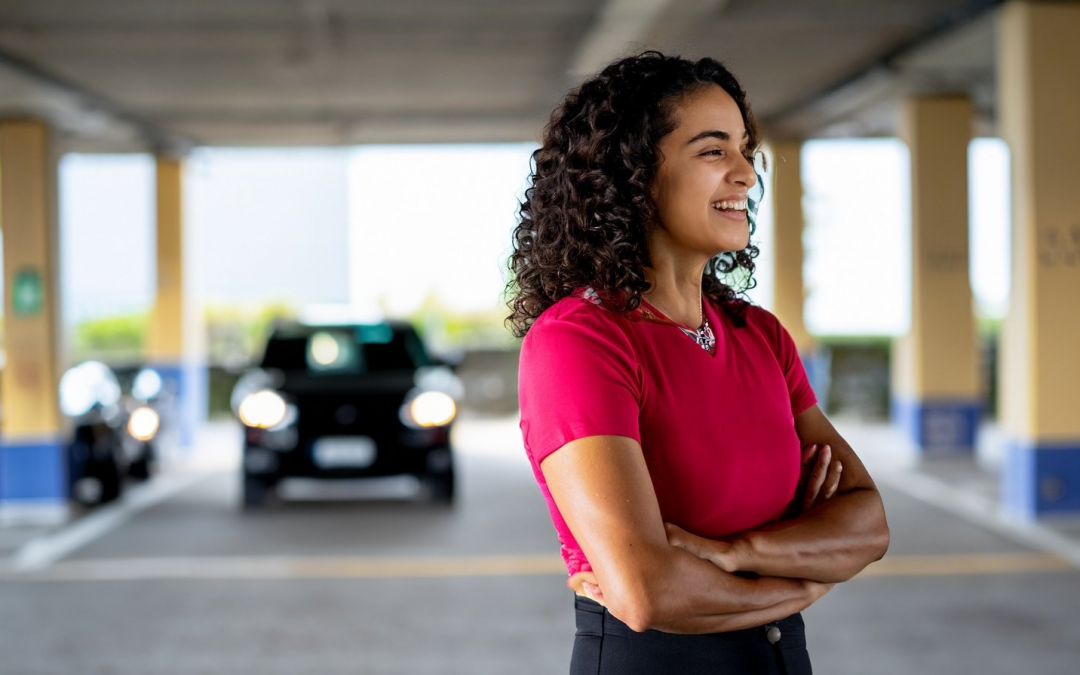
[643,262,708,329]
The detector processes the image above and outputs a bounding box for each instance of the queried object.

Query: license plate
[312,437,376,468]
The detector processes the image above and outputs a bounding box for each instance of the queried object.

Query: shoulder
[522,293,639,361]
[732,303,803,363]
[709,296,777,332]
[742,302,780,330]
[714,299,785,347]
[528,291,630,338]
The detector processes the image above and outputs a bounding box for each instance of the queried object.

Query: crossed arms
[539,404,890,634]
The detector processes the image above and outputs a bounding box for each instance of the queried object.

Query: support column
[998,1,1080,518]
[148,156,205,451]
[0,119,67,525]
[770,140,829,405]
[891,96,981,456]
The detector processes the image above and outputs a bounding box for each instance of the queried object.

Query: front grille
[298,394,404,436]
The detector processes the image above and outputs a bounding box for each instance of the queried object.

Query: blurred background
[0,1,1078,674]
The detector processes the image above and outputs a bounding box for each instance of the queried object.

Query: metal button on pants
[766,624,783,644]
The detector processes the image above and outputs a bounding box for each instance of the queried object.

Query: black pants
[570,595,813,675]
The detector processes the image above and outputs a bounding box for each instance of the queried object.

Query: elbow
[867,499,891,562]
[828,522,892,584]
[840,520,891,582]
[606,590,659,633]
[620,607,656,634]
[603,573,673,633]
[872,521,891,562]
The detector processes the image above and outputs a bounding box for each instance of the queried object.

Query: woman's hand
[787,443,843,518]
[801,578,836,605]
[567,570,605,605]
[664,523,740,572]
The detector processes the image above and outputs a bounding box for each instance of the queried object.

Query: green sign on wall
[12,269,44,316]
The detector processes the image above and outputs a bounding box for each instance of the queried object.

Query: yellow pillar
[770,141,812,351]
[770,140,828,404]
[148,156,204,449]
[0,119,67,524]
[891,96,981,456]
[149,157,185,362]
[998,0,1080,518]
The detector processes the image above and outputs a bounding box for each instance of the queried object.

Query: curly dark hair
[506,51,763,338]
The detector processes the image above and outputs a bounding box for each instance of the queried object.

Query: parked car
[60,361,163,505]
[232,321,462,509]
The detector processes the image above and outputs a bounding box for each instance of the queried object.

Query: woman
[508,52,889,674]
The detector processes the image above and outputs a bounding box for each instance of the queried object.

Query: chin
[712,237,750,255]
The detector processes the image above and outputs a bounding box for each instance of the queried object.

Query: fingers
[665,523,709,556]
[665,522,704,557]
[801,444,832,511]
[797,444,820,485]
[581,581,604,602]
[665,522,688,545]
[823,459,842,501]
[567,571,606,604]
[806,454,843,511]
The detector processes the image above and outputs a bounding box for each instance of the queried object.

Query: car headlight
[127,407,160,441]
[238,390,288,429]
[402,391,457,428]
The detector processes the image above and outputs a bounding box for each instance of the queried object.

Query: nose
[732,152,757,188]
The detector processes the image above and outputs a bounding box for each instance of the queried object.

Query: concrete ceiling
[0,0,1004,151]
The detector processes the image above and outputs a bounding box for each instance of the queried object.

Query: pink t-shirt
[518,290,818,576]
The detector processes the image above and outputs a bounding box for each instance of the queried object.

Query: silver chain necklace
[676,300,715,352]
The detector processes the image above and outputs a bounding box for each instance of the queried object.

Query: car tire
[425,465,455,505]
[242,474,274,509]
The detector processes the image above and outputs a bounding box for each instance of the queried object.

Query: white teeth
[712,199,747,211]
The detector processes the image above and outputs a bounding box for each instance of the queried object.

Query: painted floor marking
[0,551,1071,582]
[6,472,208,573]
[858,552,1073,577]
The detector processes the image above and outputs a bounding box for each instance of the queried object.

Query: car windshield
[259,324,432,374]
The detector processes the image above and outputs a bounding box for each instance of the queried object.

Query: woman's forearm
[591,544,828,633]
[657,587,826,634]
[731,487,889,582]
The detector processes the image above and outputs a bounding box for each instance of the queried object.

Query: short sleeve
[518,308,642,465]
[763,311,818,416]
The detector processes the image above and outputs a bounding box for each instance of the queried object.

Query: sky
[54,139,1011,336]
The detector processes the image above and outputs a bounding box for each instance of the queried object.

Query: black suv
[232,322,461,508]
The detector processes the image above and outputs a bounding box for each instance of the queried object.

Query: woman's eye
[702,149,723,157]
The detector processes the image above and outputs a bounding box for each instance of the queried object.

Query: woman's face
[649,85,757,258]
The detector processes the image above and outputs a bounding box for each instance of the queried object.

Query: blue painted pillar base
[801,348,832,413]
[1002,441,1080,520]
[150,362,208,450]
[891,398,982,456]
[0,436,69,526]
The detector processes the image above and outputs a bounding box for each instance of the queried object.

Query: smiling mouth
[711,199,748,213]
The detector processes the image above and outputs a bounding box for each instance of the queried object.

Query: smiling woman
[508,52,889,674]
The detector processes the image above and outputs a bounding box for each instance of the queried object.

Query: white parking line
[6,472,208,573]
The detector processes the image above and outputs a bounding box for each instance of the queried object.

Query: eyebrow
[685,129,750,145]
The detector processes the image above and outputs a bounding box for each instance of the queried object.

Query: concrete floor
[1,417,1078,674]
